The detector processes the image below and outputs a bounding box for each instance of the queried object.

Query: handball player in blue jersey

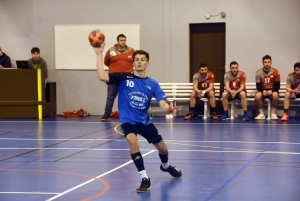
[93,43,182,193]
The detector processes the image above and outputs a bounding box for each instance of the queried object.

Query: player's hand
[263,90,268,96]
[231,90,236,98]
[197,90,202,98]
[267,90,273,96]
[295,88,300,94]
[92,42,106,54]
[167,103,178,116]
[0,65,3,69]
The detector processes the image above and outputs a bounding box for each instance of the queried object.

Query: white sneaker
[255,113,266,120]
[271,113,278,120]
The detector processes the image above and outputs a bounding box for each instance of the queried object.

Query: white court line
[1,138,300,145]
[0,148,299,155]
[0,192,59,195]
[46,150,156,201]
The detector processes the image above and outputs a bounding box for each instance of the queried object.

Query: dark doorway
[189,23,226,92]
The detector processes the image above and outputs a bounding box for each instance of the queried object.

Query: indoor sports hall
[0,116,299,201]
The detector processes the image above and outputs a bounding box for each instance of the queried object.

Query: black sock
[159,153,169,163]
[190,107,195,114]
[131,152,145,172]
[211,107,216,113]
[284,109,288,114]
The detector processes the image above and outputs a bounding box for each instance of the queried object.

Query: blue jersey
[109,72,167,125]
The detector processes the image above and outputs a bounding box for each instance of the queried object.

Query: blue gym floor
[0,115,300,201]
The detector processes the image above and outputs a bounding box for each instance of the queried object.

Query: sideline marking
[46,150,156,201]
[0,192,59,195]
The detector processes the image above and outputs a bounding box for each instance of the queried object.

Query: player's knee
[126,135,139,148]
[272,92,279,99]
[222,91,228,99]
[191,91,196,98]
[240,92,246,98]
[284,92,291,98]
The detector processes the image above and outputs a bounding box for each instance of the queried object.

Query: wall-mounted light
[205,12,226,20]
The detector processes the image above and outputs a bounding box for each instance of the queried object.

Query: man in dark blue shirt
[0,47,12,69]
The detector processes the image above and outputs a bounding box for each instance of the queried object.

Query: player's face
[295,67,300,78]
[199,67,208,77]
[133,54,149,71]
[32,52,40,61]
[230,64,239,76]
[117,37,126,48]
[263,59,272,70]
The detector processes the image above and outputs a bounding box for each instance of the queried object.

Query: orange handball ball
[88,30,105,47]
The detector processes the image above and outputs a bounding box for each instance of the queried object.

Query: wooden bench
[229,82,300,120]
[150,83,220,119]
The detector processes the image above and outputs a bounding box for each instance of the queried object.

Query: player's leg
[184,91,197,119]
[208,91,218,119]
[281,92,295,121]
[271,91,279,120]
[240,91,250,121]
[153,139,182,178]
[138,123,182,178]
[101,83,118,121]
[220,91,230,120]
[122,123,150,193]
[255,91,265,119]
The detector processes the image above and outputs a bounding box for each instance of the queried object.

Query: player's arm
[273,73,280,92]
[286,83,294,93]
[159,100,177,115]
[236,73,246,93]
[104,49,111,67]
[236,84,245,94]
[224,82,231,93]
[206,83,214,93]
[255,73,263,92]
[193,83,202,97]
[93,44,109,82]
[205,73,215,93]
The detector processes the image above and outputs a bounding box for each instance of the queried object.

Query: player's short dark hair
[294,62,300,69]
[133,50,149,62]
[230,61,238,67]
[117,34,126,41]
[199,63,207,69]
[31,47,40,54]
[262,55,272,61]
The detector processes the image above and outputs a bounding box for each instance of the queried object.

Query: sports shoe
[100,114,110,121]
[281,113,289,121]
[184,112,194,120]
[255,113,265,120]
[136,178,151,193]
[160,165,182,178]
[271,113,278,120]
[243,113,250,121]
[212,112,219,120]
[219,113,229,121]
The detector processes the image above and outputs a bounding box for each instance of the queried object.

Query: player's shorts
[196,92,210,99]
[294,93,300,99]
[228,93,241,101]
[260,91,278,100]
[122,123,163,144]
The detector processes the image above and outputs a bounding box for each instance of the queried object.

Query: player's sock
[131,152,145,172]
[284,109,289,114]
[189,107,195,114]
[258,108,263,113]
[159,154,169,169]
[272,108,277,113]
[138,170,148,179]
